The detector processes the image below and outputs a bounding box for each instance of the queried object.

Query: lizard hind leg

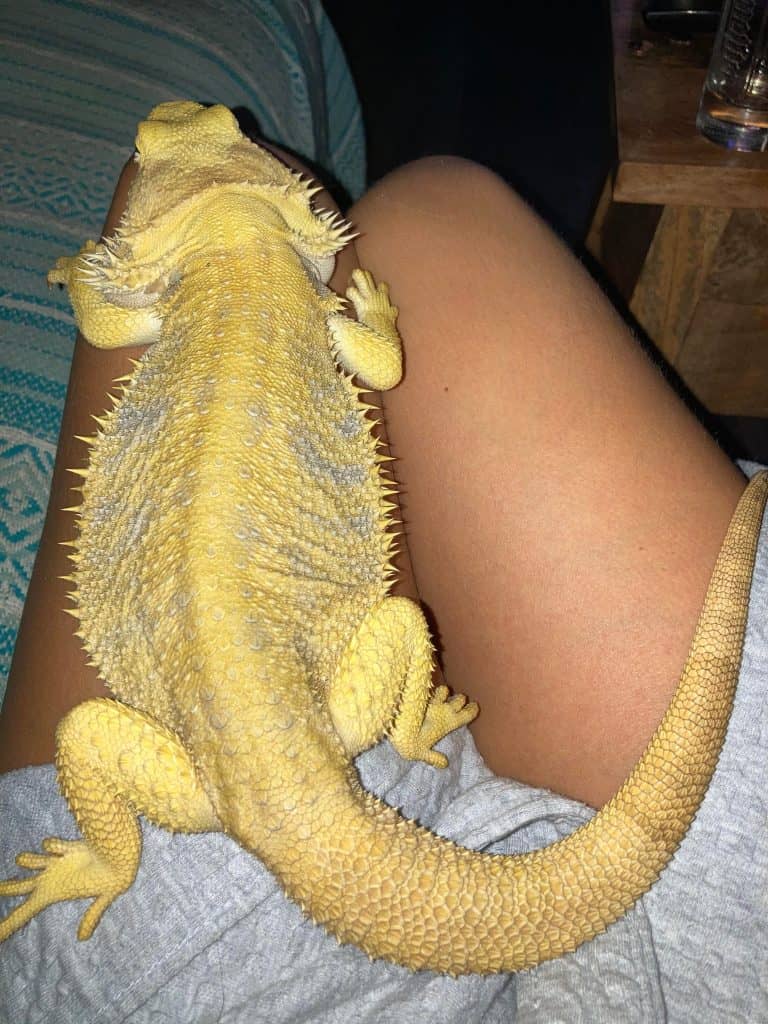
[0,698,219,943]
[328,595,478,768]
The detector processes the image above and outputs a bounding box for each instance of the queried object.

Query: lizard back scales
[0,101,765,975]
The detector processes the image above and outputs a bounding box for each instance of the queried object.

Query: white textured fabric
[1,465,766,1022]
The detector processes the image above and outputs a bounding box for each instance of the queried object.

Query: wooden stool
[588,0,768,416]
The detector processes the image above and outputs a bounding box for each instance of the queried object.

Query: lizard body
[0,102,765,974]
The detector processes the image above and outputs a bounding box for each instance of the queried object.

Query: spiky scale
[1,100,765,979]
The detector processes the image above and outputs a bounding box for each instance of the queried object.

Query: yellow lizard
[0,101,765,974]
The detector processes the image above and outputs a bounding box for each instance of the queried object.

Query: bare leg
[0,151,746,813]
[350,157,746,807]
[0,161,139,771]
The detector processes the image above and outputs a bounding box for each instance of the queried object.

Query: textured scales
[0,101,766,974]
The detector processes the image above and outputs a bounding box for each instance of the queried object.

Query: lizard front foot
[328,269,403,391]
[0,837,135,942]
[345,269,399,330]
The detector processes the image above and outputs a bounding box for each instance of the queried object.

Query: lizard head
[94,102,353,301]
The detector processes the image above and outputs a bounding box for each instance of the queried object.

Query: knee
[55,697,111,749]
[360,154,509,206]
[351,155,531,238]
[349,156,553,276]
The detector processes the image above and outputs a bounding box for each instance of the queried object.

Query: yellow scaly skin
[0,102,765,974]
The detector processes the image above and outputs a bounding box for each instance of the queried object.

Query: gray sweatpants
[2,465,766,1023]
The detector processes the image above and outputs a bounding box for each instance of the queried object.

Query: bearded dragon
[0,101,765,974]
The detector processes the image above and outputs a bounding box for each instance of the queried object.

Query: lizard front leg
[0,698,218,942]
[48,241,162,349]
[328,595,478,768]
[328,269,403,391]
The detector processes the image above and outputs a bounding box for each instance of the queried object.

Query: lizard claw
[346,269,399,325]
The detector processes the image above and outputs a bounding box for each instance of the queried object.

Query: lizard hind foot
[393,685,479,770]
[418,685,479,768]
[0,837,133,942]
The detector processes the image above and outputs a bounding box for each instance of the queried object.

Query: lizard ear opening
[100,267,180,310]
[313,253,336,284]
[288,206,357,274]
[67,235,179,311]
[48,242,163,350]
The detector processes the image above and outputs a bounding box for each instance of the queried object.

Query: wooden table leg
[587,189,768,417]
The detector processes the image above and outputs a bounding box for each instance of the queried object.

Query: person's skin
[352,158,746,806]
[0,150,746,810]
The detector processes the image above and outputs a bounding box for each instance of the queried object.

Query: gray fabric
[1,465,766,1022]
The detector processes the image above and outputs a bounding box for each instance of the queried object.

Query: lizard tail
[249,472,767,974]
